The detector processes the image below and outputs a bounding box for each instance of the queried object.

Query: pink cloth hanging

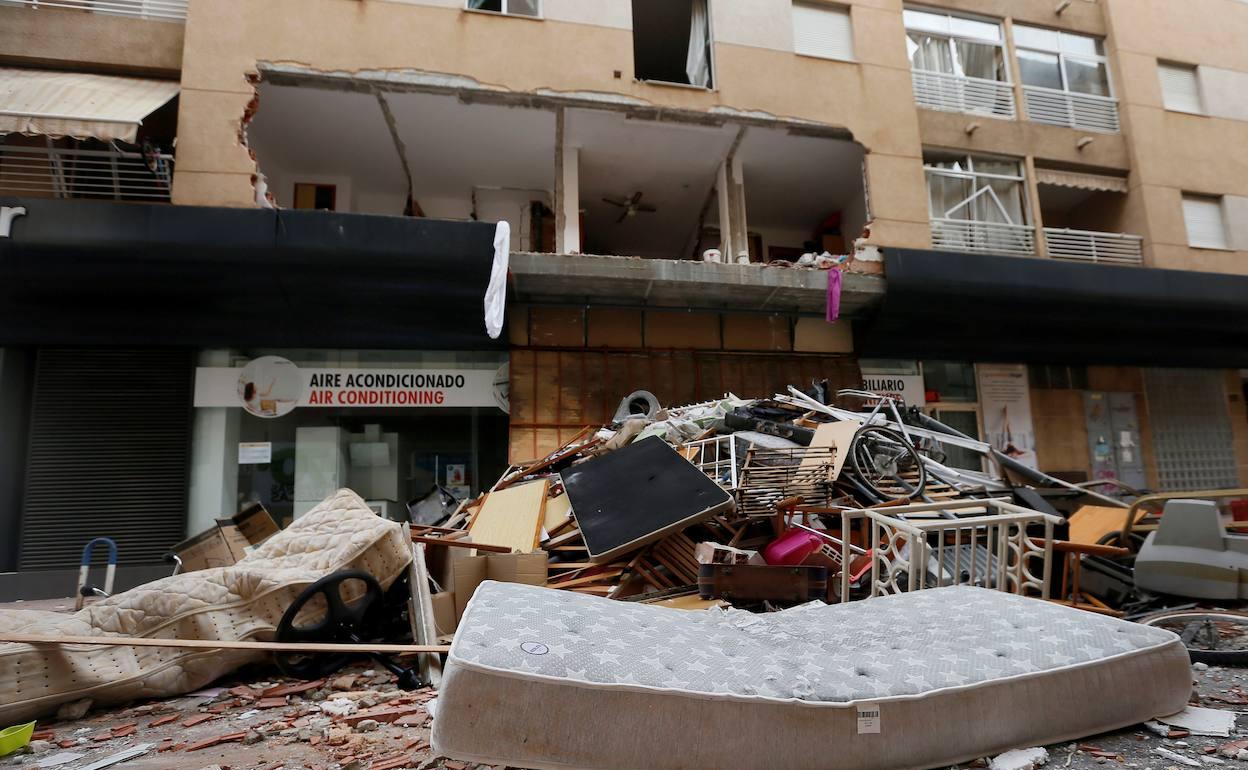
[826,268,842,323]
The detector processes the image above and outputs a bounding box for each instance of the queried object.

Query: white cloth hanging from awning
[0,68,179,143]
[1035,167,1129,194]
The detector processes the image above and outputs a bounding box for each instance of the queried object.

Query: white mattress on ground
[433,582,1191,770]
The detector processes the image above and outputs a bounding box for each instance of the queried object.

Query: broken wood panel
[468,479,549,553]
[544,492,573,534]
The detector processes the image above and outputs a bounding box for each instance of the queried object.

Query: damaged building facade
[0,0,1247,597]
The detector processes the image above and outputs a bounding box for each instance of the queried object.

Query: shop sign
[194,355,508,417]
[976,363,1038,471]
[859,372,926,407]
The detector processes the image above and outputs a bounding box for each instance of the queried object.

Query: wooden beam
[1,633,449,656]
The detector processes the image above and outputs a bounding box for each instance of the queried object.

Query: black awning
[855,248,1248,367]
[0,197,505,350]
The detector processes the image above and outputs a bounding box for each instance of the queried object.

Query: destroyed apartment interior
[5,0,1248,769]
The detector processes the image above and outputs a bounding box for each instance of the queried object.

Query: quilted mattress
[0,489,411,723]
[434,582,1192,770]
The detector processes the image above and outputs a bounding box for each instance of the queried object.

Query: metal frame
[683,434,740,490]
[864,498,1060,600]
[464,0,542,18]
[1119,487,1248,549]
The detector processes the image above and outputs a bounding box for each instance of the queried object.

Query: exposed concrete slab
[508,252,884,315]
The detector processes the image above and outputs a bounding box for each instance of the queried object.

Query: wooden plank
[1,633,448,655]
[1068,504,1143,546]
[804,420,860,482]
[410,534,513,554]
[544,492,573,534]
[468,479,549,553]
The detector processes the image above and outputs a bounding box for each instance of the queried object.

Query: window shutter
[793,2,855,62]
[1158,63,1202,113]
[1182,195,1228,249]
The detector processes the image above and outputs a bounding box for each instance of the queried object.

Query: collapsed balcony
[245,71,870,268]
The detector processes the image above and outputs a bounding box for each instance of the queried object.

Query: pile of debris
[411,384,1064,635]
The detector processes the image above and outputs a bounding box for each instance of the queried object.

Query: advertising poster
[976,363,1038,470]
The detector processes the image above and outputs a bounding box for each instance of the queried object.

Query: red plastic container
[1232,499,1248,523]
[762,529,824,566]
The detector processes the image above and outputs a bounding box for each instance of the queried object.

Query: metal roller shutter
[19,349,192,570]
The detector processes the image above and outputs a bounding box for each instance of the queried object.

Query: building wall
[1103,0,1248,273]
[171,0,933,251]
[0,6,184,77]
[507,305,856,461]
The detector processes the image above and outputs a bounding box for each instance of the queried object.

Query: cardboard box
[234,503,280,543]
[431,591,457,638]
[174,504,280,572]
[451,551,548,621]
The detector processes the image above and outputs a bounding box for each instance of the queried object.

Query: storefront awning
[0,69,179,143]
[855,248,1248,367]
[0,197,507,350]
[1035,167,1129,194]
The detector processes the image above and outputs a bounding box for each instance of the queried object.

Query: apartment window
[904,8,1013,118]
[925,152,1034,256]
[465,0,540,17]
[1014,25,1117,132]
[633,0,713,88]
[1014,25,1110,96]
[293,183,336,211]
[792,2,854,62]
[1182,194,1228,249]
[1158,62,1203,114]
[904,8,1007,82]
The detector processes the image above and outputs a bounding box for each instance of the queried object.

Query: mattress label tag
[857,703,881,734]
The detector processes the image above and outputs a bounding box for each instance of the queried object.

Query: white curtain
[685,0,710,88]
[483,220,510,339]
[907,33,953,73]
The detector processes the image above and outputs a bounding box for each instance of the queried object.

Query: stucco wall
[171,0,933,250]
[1104,0,1248,274]
[0,5,184,77]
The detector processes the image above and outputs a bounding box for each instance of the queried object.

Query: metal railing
[0,144,174,201]
[930,217,1036,257]
[1044,227,1143,265]
[1023,85,1120,133]
[0,0,187,22]
[911,69,1017,120]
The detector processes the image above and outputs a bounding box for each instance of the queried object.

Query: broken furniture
[0,488,412,723]
[1114,488,1248,550]
[1135,499,1248,600]
[274,569,427,690]
[560,436,734,562]
[433,581,1192,770]
[696,563,828,603]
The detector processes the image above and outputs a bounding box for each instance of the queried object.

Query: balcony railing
[1023,85,1121,133]
[911,70,1017,120]
[0,0,187,22]
[931,218,1035,257]
[0,144,174,201]
[1044,227,1143,265]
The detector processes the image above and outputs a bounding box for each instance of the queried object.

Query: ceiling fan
[602,191,657,224]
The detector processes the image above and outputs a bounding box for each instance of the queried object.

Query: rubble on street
[3,385,1248,770]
